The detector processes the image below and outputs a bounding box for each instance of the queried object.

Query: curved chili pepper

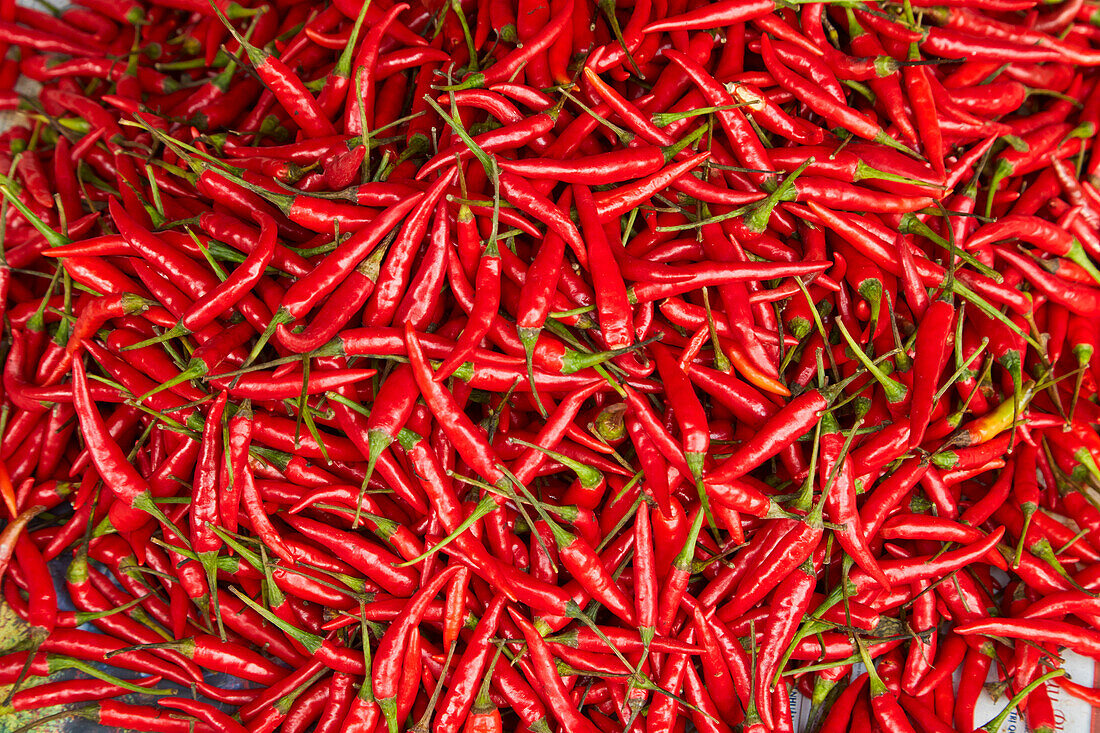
[508,607,601,733]
[761,35,899,151]
[435,238,502,380]
[435,595,507,733]
[71,357,162,524]
[643,0,775,32]
[710,389,827,481]
[373,565,462,730]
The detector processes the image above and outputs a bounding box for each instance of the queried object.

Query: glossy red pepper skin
[710,390,828,481]
[509,607,601,733]
[909,300,957,448]
[190,390,227,559]
[6,4,1100,733]
[373,565,462,723]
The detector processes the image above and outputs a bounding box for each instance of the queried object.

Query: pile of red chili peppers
[0,0,1099,731]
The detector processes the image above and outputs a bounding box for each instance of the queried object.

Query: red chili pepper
[71,358,163,526]
[160,696,248,733]
[60,700,212,733]
[190,389,227,589]
[710,389,827,481]
[957,617,1100,659]
[283,514,418,597]
[279,190,427,335]
[903,56,946,181]
[508,607,602,733]
[666,50,775,188]
[761,35,897,150]
[435,237,502,380]
[373,564,461,727]
[644,0,776,31]
[452,0,574,89]
[434,594,507,733]
[13,528,55,635]
[997,246,1100,315]
[502,148,666,185]
[908,299,957,447]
